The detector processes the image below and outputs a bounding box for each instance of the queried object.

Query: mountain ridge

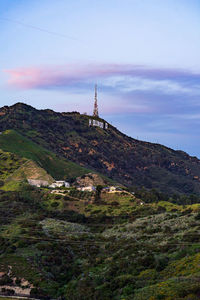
[1,105,200,300]
[1,102,200,194]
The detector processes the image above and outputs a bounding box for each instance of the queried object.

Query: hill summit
[1,102,200,195]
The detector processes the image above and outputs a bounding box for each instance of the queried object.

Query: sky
[1,0,200,157]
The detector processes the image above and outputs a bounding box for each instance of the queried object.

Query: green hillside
[0,129,90,181]
[0,148,55,191]
[2,160,54,191]
[1,103,200,195]
[0,149,26,182]
[1,104,200,300]
[0,186,200,299]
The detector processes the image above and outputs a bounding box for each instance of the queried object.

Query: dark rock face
[1,102,200,194]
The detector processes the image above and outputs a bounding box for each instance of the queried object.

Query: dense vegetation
[0,129,90,181]
[0,183,200,299]
[0,149,26,183]
[1,102,200,300]
[1,103,200,195]
[134,187,200,205]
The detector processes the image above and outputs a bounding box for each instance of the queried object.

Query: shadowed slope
[1,103,200,194]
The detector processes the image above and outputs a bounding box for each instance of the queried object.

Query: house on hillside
[102,186,123,193]
[109,186,117,192]
[49,181,70,188]
[77,186,96,192]
[28,179,49,187]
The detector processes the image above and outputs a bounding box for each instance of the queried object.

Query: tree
[0,180,4,187]
[95,185,103,202]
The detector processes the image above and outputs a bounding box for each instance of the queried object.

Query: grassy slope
[0,130,90,180]
[2,160,54,191]
[1,103,200,194]
[6,160,54,182]
[0,188,200,299]
[0,149,26,182]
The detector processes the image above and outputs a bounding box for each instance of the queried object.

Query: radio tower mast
[93,84,99,117]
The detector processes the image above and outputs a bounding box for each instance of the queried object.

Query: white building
[28,179,49,187]
[77,186,96,192]
[49,181,70,188]
[109,186,117,192]
[102,186,123,193]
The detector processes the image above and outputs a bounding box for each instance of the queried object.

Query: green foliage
[1,103,200,299]
[0,149,25,182]
[134,187,200,206]
[95,185,103,202]
[0,183,199,299]
[0,129,90,180]
[1,103,200,195]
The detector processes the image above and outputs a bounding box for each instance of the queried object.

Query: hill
[1,102,200,195]
[0,129,91,181]
[0,149,26,183]
[0,185,200,299]
[0,147,54,191]
[2,160,54,191]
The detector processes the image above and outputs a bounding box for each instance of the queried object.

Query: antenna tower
[93,84,99,117]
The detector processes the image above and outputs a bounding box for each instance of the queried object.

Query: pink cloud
[3,63,200,92]
[4,64,129,89]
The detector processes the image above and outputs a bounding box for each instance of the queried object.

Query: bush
[15,278,21,285]
[51,201,59,207]
[195,212,200,220]
[112,274,135,289]
[155,254,169,271]
[0,275,13,285]
[2,288,15,295]
[110,201,119,206]
[0,180,4,187]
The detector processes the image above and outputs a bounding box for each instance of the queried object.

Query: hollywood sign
[89,119,108,129]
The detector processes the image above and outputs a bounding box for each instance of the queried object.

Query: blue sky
[1,0,200,156]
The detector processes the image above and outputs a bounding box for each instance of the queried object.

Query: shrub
[110,201,119,206]
[0,275,13,285]
[51,201,59,207]
[15,278,21,285]
[155,254,169,271]
[195,212,200,220]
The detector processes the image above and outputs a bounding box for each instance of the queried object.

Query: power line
[1,234,200,247]
[0,17,79,41]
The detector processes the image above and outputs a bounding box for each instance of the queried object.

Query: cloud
[102,75,199,95]
[4,64,200,97]
[3,63,200,116]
